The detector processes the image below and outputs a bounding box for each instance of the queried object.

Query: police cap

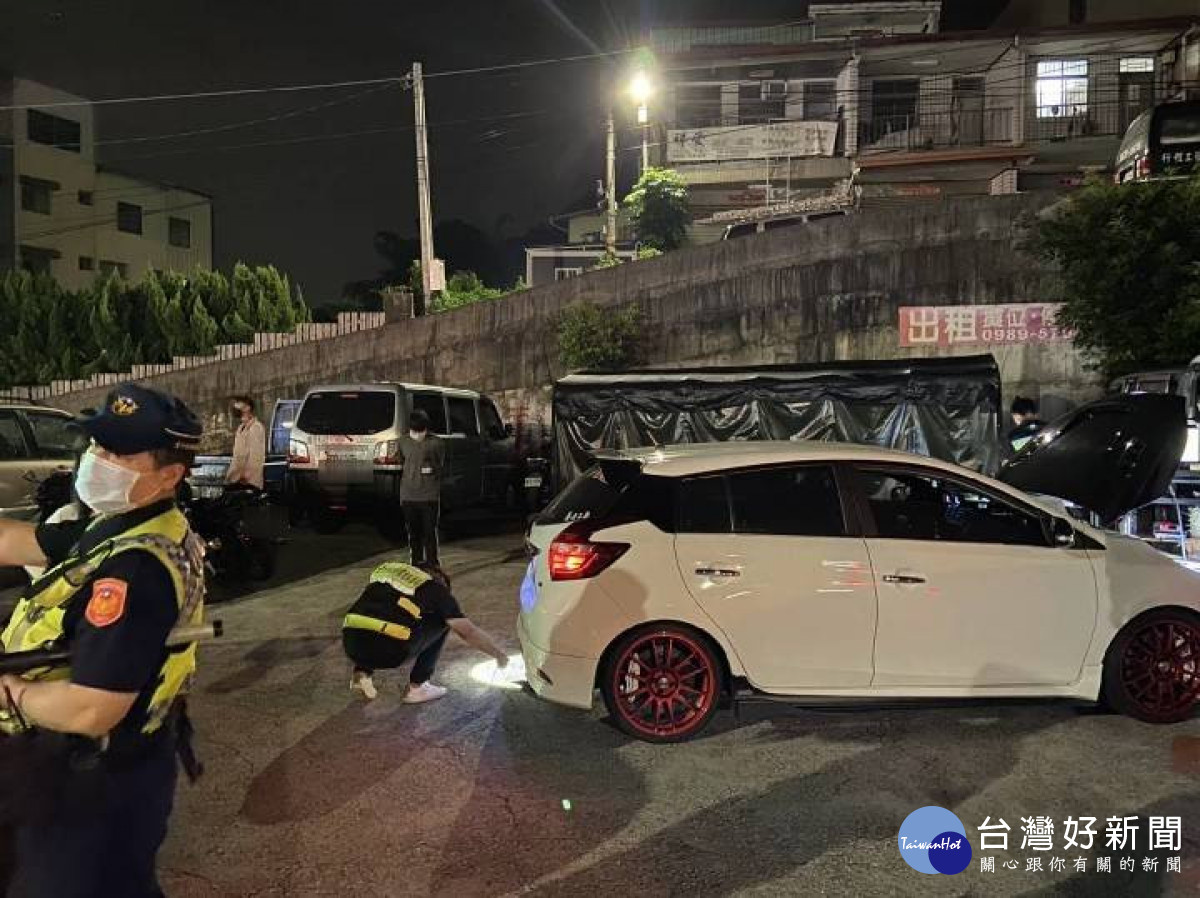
[76,384,203,455]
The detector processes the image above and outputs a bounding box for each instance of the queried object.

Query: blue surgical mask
[75,450,141,515]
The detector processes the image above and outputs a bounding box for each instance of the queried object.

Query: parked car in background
[287,382,526,534]
[1115,100,1200,183]
[520,394,1193,742]
[0,399,81,521]
[188,399,302,500]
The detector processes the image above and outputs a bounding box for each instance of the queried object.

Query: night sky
[3,1,1004,305]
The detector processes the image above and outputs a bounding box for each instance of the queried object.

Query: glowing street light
[629,71,654,105]
[629,71,654,172]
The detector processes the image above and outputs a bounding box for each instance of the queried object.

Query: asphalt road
[136,524,1200,898]
[5,520,1200,896]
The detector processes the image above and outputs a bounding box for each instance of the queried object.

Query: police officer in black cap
[0,383,207,898]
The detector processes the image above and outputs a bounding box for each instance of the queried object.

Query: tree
[622,167,690,252]
[430,271,505,312]
[1029,175,1200,378]
[558,302,641,371]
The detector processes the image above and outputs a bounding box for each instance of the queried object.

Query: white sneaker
[351,673,378,700]
[403,682,448,704]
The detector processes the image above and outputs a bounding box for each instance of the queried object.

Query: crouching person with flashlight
[0,384,207,898]
[345,561,507,702]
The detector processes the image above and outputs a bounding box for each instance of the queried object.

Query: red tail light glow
[1136,156,1151,180]
[374,439,401,466]
[547,524,629,581]
[288,438,310,465]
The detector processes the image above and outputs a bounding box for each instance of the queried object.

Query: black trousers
[9,738,176,898]
[344,626,449,684]
[402,500,440,566]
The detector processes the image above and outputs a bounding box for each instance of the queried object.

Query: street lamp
[629,71,654,173]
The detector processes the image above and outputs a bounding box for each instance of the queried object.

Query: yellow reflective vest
[0,505,206,735]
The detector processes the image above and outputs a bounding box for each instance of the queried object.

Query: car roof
[602,441,975,478]
[303,383,481,399]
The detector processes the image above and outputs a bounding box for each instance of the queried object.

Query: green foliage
[430,271,505,312]
[622,167,690,252]
[558,302,641,371]
[0,262,311,389]
[591,251,623,270]
[1028,175,1200,378]
[636,246,663,260]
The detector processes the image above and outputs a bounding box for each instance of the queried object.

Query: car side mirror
[1050,516,1076,548]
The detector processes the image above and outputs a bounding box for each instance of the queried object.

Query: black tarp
[552,355,1003,485]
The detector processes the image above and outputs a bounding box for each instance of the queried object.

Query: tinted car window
[728,466,845,536]
[410,392,448,434]
[861,468,1047,547]
[296,392,396,435]
[678,476,731,533]
[479,400,504,439]
[447,397,479,437]
[538,465,624,525]
[0,412,30,460]
[25,410,80,459]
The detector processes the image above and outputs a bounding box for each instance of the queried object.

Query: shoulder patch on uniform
[85,578,128,628]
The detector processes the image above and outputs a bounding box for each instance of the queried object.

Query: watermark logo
[898,806,973,875]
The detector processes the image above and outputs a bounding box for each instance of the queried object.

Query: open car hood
[997,393,1186,522]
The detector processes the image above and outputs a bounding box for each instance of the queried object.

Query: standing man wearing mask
[225,394,265,491]
[0,384,207,898]
[398,408,445,567]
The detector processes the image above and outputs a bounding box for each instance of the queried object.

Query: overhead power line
[0,49,635,113]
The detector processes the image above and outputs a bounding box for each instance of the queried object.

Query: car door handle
[882,573,926,584]
[695,567,740,578]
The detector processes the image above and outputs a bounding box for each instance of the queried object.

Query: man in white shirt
[225,395,266,490]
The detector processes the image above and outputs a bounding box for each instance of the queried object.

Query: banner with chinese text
[898,303,1073,349]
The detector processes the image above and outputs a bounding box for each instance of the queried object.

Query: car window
[410,392,449,434]
[25,410,79,459]
[296,391,396,435]
[269,401,300,455]
[479,400,505,440]
[728,465,845,536]
[678,475,731,533]
[860,467,1047,547]
[0,411,31,460]
[447,397,479,437]
[538,465,625,524]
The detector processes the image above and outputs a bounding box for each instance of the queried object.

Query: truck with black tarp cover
[550,355,1003,487]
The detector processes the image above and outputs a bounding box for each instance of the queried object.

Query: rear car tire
[601,624,723,743]
[1102,608,1200,724]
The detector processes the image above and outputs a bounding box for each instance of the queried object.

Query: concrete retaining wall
[48,194,1090,453]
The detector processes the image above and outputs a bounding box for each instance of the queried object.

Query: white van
[287,383,521,533]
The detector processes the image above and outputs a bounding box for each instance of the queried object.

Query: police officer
[0,384,206,898]
[346,561,507,702]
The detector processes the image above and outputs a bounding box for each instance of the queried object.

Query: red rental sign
[898,303,1074,349]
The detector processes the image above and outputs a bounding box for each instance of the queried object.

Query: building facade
[648,2,1199,227]
[0,77,213,290]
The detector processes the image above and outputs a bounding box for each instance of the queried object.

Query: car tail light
[374,439,401,466]
[288,438,310,465]
[547,523,629,581]
[1136,156,1151,180]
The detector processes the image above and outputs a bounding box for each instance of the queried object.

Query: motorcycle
[183,487,279,588]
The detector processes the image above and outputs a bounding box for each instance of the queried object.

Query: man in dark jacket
[398,409,445,566]
[1007,396,1046,454]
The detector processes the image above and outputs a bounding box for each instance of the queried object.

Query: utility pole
[410,61,440,316]
[605,108,617,257]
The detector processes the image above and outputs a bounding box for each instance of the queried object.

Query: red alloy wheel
[604,629,720,742]
[1114,616,1200,723]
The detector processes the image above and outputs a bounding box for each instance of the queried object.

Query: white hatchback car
[518,394,1199,741]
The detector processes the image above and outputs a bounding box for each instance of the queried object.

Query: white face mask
[409,430,427,441]
[75,450,142,515]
